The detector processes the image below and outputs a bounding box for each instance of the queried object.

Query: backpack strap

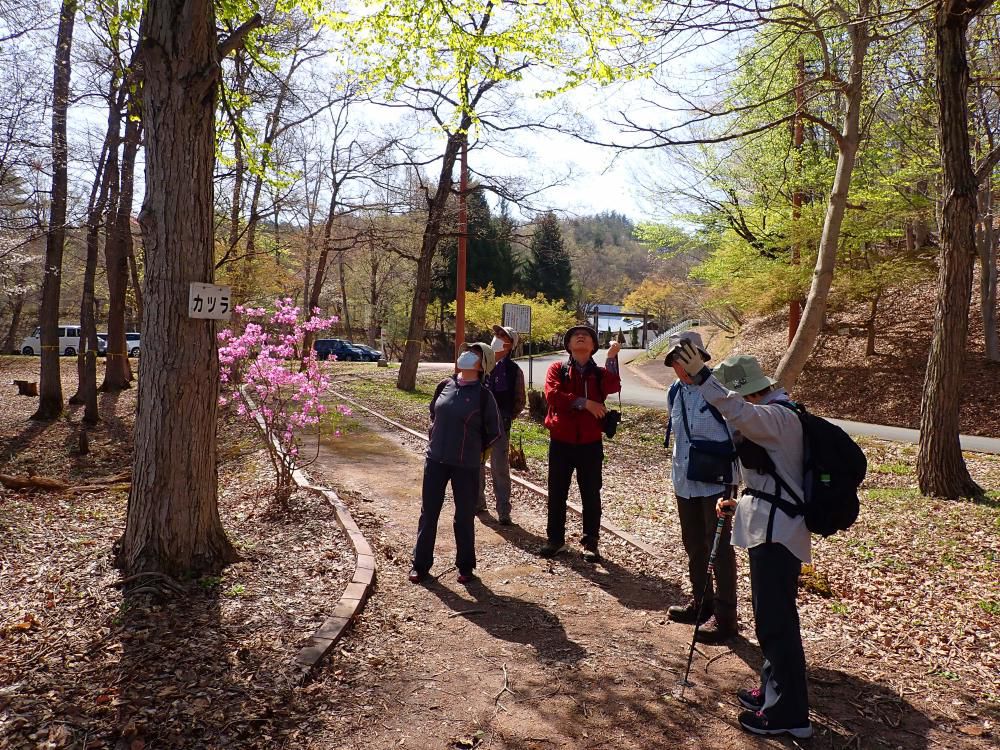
[745,399,805,517]
[430,376,452,420]
[664,380,681,448]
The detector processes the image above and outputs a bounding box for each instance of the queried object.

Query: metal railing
[646,319,698,350]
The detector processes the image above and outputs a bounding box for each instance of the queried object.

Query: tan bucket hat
[462,342,496,375]
[492,325,520,349]
[713,355,777,396]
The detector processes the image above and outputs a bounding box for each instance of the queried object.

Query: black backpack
[752,402,866,537]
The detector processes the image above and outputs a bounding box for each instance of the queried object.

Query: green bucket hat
[713,355,778,396]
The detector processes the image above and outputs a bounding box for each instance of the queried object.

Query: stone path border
[330,389,664,561]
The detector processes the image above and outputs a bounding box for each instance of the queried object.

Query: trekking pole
[679,489,735,699]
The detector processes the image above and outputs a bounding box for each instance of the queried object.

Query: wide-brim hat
[492,325,519,349]
[462,342,496,375]
[668,331,711,361]
[713,354,777,396]
[563,325,599,355]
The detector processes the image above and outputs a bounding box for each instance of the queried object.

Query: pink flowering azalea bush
[218,298,348,504]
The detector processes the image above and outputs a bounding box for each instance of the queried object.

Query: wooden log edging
[290,467,378,680]
[242,386,377,680]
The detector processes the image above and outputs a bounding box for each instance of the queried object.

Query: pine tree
[525,211,572,304]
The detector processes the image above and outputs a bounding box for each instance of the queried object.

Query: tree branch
[976,145,1000,184]
[218,14,263,60]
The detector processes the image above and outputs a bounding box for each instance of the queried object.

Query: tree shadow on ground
[425,575,587,665]
[480,515,684,613]
[723,635,933,749]
[0,416,54,466]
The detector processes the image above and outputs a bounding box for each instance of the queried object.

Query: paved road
[494,350,1000,455]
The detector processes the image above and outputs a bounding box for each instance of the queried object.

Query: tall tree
[119,2,259,580]
[525,211,573,303]
[917,0,993,500]
[32,0,76,421]
[329,0,653,390]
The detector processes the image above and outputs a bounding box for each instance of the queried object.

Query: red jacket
[544,358,622,444]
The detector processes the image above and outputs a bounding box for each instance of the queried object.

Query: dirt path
[302,419,951,750]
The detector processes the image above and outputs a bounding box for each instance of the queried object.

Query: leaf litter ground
[1,356,998,748]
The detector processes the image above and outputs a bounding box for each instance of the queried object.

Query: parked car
[314,338,362,361]
[126,332,141,357]
[351,344,384,362]
[96,331,139,357]
[20,325,104,356]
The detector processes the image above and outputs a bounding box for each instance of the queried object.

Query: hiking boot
[408,568,426,584]
[738,710,813,738]
[695,616,738,644]
[498,514,513,526]
[737,687,765,710]
[667,599,713,625]
[580,535,601,563]
[457,570,476,584]
[539,541,567,558]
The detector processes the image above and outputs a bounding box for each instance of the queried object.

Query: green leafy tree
[453,284,575,347]
[321,0,655,390]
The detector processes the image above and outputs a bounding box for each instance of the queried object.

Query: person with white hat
[663,330,739,644]
[477,324,527,524]
[410,342,504,585]
[666,342,812,740]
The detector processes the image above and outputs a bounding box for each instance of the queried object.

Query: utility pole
[454,136,468,360]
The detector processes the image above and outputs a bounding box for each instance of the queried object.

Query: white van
[20,326,105,356]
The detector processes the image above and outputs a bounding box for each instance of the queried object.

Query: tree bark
[121,0,237,580]
[32,0,76,421]
[397,129,466,391]
[775,18,870,388]
[865,294,880,357]
[917,0,986,500]
[2,290,26,354]
[976,176,998,361]
[101,109,141,390]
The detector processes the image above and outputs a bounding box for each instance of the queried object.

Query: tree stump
[13,380,38,397]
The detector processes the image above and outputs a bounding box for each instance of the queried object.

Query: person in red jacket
[540,324,622,562]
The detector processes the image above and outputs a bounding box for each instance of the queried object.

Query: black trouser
[676,495,737,625]
[749,542,809,725]
[546,439,603,546]
[412,459,479,574]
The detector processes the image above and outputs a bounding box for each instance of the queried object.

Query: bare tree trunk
[338,251,351,336]
[73,88,122,417]
[121,0,237,579]
[397,129,466,391]
[775,19,870,389]
[127,226,143,326]
[32,0,76,421]
[865,294,880,357]
[102,111,141,389]
[917,0,986,500]
[3,293,25,353]
[976,177,998,361]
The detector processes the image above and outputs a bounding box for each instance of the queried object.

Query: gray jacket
[428,376,504,469]
[697,377,811,563]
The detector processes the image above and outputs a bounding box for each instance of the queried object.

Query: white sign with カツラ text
[188,283,232,320]
[501,302,531,334]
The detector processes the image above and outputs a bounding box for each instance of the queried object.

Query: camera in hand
[664,344,682,367]
[603,409,622,438]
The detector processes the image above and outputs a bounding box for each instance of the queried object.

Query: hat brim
[564,326,599,354]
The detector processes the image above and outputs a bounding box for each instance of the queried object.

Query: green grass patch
[508,419,549,461]
[829,601,849,616]
[977,599,1000,617]
[872,461,912,476]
